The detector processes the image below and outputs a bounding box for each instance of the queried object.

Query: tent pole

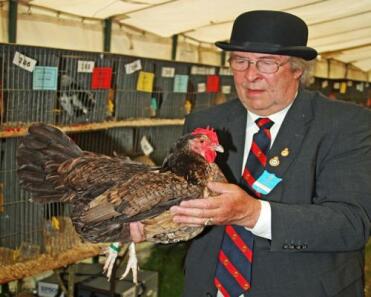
[104,18,112,52]
[8,0,17,43]
[171,35,178,60]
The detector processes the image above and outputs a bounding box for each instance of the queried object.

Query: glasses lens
[229,57,249,71]
[256,60,279,73]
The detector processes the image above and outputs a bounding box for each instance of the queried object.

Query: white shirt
[217,104,292,297]
[244,104,292,239]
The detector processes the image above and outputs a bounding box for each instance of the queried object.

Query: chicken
[16,123,226,282]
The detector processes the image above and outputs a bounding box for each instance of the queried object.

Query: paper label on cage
[13,51,37,72]
[137,71,154,93]
[38,282,59,297]
[173,74,189,93]
[197,83,206,93]
[356,83,364,92]
[321,80,328,89]
[333,82,340,89]
[222,85,231,94]
[77,60,95,73]
[161,67,175,77]
[33,66,58,90]
[219,67,233,76]
[140,136,154,156]
[125,59,142,74]
[191,66,216,75]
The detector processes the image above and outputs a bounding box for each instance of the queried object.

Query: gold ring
[204,218,213,226]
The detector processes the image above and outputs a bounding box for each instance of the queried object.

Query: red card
[206,75,220,93]
[91,67,112,89]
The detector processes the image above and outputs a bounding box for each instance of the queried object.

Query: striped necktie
[214,117,274,297]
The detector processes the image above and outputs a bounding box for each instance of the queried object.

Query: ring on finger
[204,218,213,226]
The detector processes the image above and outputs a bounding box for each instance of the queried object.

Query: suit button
[295,244,303,250]
[282,243,289,249]
[289,244,295,249]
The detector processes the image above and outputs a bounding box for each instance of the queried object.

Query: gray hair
[289,57,315,86]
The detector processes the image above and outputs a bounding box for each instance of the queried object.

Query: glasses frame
[228,56,290,74]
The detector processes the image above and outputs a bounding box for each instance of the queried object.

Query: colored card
[137,71,154,93]
[252,170,282,195]
[33,66,58,90]
[173,74,189,93]
[222,85,231,94]
[206,75,220,93]
[91,67,112,89]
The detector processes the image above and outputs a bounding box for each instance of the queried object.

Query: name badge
[252,170,282,195]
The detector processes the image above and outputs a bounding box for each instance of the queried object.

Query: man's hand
[130,222,145,242]
[170,181,261,228]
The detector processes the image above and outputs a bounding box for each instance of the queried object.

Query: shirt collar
[247,103,293,129]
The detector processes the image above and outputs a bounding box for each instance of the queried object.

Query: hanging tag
[140,136,154,156]
[13,51,37,72]
[125,59,142,74]
[161,67,175,78]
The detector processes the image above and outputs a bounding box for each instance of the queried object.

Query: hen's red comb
[191,127,219,144]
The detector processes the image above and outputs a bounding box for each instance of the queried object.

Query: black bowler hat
[215,10,318,60]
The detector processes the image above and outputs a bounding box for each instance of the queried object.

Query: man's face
[230,51,302,116]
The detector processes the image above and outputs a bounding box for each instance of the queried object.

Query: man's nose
[244,62,261,82]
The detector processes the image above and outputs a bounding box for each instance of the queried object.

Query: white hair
[289,57,315,86]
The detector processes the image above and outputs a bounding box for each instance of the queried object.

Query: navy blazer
[182,88,371,297]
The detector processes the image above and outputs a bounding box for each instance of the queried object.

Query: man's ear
[293,68,303,80]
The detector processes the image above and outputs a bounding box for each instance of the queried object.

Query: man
[167,10,371,297]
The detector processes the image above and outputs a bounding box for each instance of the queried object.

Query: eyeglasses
[228,56,289,74]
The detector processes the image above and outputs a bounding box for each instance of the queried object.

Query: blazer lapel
[265,88,314,182]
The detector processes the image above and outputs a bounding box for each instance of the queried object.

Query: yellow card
[137,71,154,93]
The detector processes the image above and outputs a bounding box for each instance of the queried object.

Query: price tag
[77,60,95,73]
[140,136,154,156]
[161,67,175,78]
[13,51,37,72]
[125,59,142,74]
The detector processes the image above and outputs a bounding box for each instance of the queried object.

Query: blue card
[173,74,189,93]
[252,170,282,195]
[33,66,58,90]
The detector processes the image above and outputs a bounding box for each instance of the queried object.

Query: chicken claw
[103,242,121,281]
[120,242,139,284]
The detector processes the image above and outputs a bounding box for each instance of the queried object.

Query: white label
[38,282,59,297]
[77,60,95,73]
[140,136,154,156]
[219,67,233,76]
[333,82,340,89]
[222,85,231,94]
[191,66,216,75]
[13,51,37,72]
[197,83,206,93]
[161,67,175,77]
[321,80,328,88]
[125,59,142,74]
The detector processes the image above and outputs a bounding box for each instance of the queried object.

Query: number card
[197,83,206,93]
[13,51,37,72]
[33,66,58,90]
[91,67,112,89]
[173,74,189,93]
[221,85,231,94]
[125,59,142,74]
[161,67,175,78]
[140,136,154,156]
[137,71,154,93]
[77,60,95,73]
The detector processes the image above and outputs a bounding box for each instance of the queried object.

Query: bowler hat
[215,10,318,60]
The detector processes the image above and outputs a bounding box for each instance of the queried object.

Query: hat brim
[215,41,318,61]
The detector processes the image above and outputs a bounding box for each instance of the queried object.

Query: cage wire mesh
[0,42,235,280]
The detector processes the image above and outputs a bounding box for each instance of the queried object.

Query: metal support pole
[171,35,178,60]
[104,18,112,52]
[8,0,18,43]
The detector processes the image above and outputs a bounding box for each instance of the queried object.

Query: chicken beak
[214,144,224,153]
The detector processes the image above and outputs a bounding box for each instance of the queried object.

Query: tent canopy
[18,0,371,72]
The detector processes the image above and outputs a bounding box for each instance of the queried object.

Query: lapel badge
[269,156,280,167]
[281,148,289,157]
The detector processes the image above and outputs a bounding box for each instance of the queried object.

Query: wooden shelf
[0,118,185,139]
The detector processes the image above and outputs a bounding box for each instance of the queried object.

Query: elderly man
[168,10,371,297]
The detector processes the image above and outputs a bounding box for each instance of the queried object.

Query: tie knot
[255,117,274,130]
